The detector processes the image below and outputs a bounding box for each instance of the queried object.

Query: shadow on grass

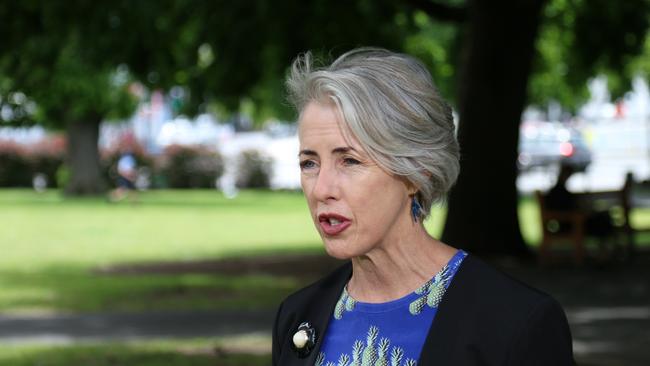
[0,246,342,314]
[0,343,269,366]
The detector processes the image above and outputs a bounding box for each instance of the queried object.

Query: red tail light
[559,142,574,157]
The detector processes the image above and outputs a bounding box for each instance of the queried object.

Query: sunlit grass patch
[0,336,271,366]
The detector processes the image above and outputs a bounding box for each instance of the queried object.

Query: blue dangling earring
[411,195,422,223]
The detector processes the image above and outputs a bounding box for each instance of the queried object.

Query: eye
[300,160,317,170]
[342,157,361,166]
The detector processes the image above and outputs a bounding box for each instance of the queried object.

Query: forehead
[298,101,357,147]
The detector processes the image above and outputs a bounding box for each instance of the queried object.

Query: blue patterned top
[315,250,467,366]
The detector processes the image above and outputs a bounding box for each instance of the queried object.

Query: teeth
[329,218,341,225]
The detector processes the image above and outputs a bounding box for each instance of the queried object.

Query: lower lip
[319,220,352,236]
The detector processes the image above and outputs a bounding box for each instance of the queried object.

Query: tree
[430,0,549,256]
[438,0,649,256]
[178,0,649,256]
[1,1,647,256]
[0,1,230,194]
[0,1,138,194]
[0,0,408,194]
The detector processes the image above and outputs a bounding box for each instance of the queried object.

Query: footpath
[0,310,274,344]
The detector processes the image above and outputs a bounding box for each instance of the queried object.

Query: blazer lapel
[280,262,352,366]
[418,255,475,365]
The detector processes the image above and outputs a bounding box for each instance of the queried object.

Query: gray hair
[286,48,460,220]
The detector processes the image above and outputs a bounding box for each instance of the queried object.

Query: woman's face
[298,101,413,259]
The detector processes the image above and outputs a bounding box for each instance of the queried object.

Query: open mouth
[317,213,352,236]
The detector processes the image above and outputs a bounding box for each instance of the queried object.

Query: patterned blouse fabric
[315,250,467,366]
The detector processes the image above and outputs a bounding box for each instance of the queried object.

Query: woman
[273,48,574,366]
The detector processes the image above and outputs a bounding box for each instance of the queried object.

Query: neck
[347,224,457,303]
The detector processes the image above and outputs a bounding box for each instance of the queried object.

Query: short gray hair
[286,47,459,220]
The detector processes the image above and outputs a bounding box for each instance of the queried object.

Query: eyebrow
[298,146,357,157]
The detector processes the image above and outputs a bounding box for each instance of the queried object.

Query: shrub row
[0,137,66,188]
[158,145,225,189]
[0,139,271,189]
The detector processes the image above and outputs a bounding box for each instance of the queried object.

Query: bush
[0,142,31,187]
[0,136,65,188]
[159,145,224,188]
[235,150,272,189]
[30,135,66,188]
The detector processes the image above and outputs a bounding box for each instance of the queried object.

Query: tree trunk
[442,0,546,257]
[64,117,106,196]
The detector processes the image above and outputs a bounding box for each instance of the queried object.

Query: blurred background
[0,1,649,365]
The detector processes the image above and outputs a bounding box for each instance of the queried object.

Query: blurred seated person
[110,151,138,202]
[545,162,615,242]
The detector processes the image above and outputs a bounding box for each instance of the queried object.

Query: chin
[321,236,371,260]
[321,239,355,260]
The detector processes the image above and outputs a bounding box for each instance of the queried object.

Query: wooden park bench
[536,174,649,265]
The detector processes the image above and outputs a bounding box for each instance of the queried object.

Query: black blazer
[272,254,575,365]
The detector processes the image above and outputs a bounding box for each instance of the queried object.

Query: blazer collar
[284,261,352,366]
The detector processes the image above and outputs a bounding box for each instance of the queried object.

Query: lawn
[0,188,451,314]
[0,189,325,314]
[0,336,271,366]
[1,188,649,365]
[2,188,649,314]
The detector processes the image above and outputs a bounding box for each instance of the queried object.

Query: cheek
[300,177,316,208]
[350,179,406,221]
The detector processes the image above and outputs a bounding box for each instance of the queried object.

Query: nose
[311,163,339,202]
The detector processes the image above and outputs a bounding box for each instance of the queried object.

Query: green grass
[0,189,326,314]
[0,189,321,268]
[0,188,449,269]
[0,188,445,314]
[0,336,270,366]
[1,188,649,314]
[2,188,649,365]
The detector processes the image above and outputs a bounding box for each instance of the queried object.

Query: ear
[404,180,419,197]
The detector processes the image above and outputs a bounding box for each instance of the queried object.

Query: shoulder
[448,254,569,329]
[454,254,555,306]
[432,254,574,364]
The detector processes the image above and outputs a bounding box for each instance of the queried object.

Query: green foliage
[403,11,459,105]
[3,0,646,124]
[628,33,650,79]
[529,0,650,109]
[0,2,139,127]
[183,0,410,121]
[0,143,32,186]
[56,165,70,188]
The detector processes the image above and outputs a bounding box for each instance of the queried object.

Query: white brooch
[292,322,316,358]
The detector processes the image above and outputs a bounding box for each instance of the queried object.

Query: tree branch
[404,0,468,23]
